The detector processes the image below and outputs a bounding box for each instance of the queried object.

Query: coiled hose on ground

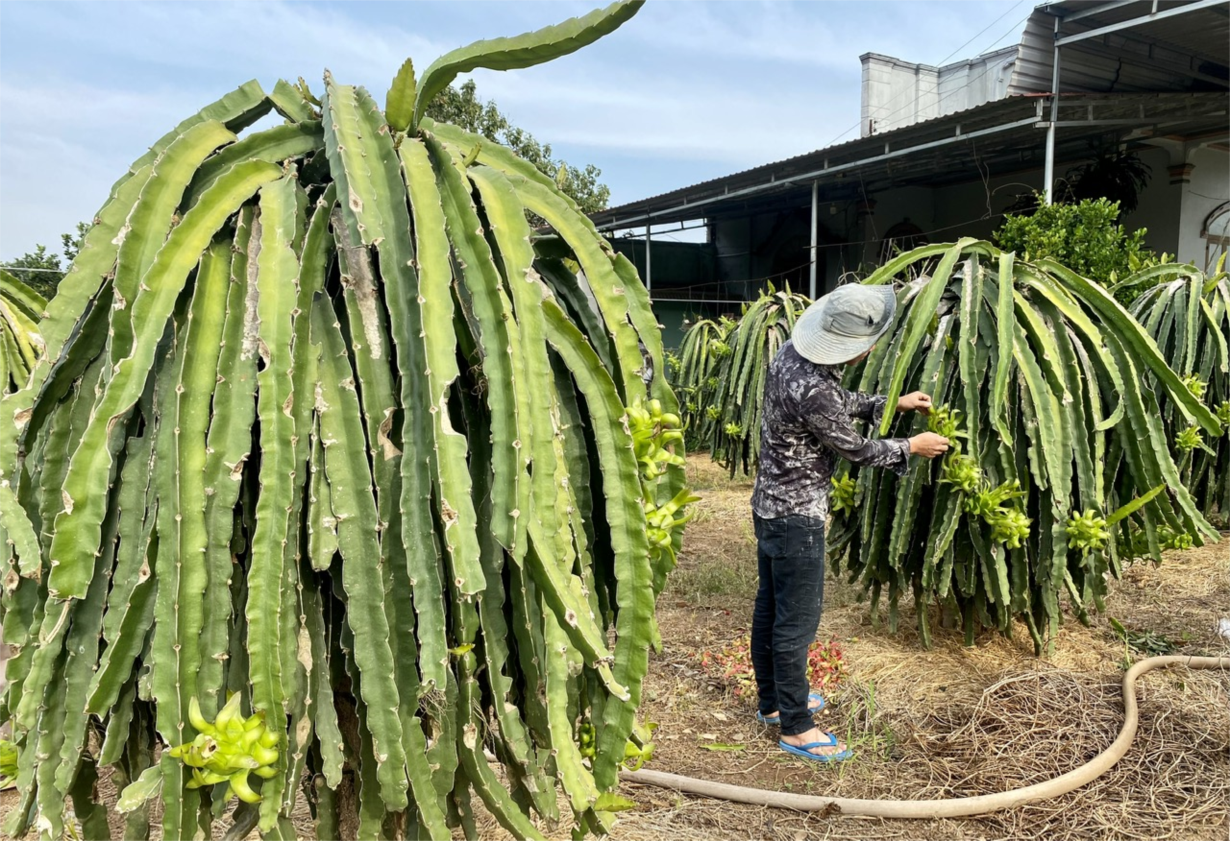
[621,655,1230,818]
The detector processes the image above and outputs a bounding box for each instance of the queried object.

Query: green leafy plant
[672,315,735,447]
[939,452,982,495]
[1066,509,1110,553]
[0,739,16,790]
[1156,524,1195,550]
[830,475,858,514]
[0,222,90,298]
[1108,617,1177,657]
[1065,148,1152,214]
[169,694,281,803]
[1182,374,1208,400]
[0,3,696,839]
[994,197,1157,304]
[928,406,1031,548]
[828,240,1218,653]
[628,398,700,589]
[927,405,966,445]
[1176,425,1204,453]
[1217,400,1230,428]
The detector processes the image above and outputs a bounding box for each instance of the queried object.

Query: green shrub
[994,198,1161,304]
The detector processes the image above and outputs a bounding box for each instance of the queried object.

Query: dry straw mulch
[604,458,1230,841]
[3,457,1227,841]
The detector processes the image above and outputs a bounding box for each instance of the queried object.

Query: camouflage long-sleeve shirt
[751,340,910,520]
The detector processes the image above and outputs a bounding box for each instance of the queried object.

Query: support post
[809,180,819,300]
[645,223,652,293]
[1044,16,1061,205]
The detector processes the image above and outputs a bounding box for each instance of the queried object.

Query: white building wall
[861,47,1018,137]
[1178,146,1229,272]
[861,54,939,137]
[1128,147,1183,258]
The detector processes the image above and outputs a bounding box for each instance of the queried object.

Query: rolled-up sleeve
[801,391,910,477]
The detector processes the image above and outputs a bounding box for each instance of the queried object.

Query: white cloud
[471,66,856,165]
[0,80,195,255]
[0,0,1030,254]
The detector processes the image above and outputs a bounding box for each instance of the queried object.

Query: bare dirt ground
[602,459,1230,841]
[4,457,1228,841]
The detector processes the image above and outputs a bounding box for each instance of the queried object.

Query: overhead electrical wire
[823,0,1031,148]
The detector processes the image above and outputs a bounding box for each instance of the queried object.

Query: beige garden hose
[620,655,1230,819]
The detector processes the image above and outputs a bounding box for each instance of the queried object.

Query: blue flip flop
[778,732,853,763]
[755,692,826,726]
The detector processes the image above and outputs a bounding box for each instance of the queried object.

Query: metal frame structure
[598,0,1229,306]
[1041,0,1227,203]
[599,109,1046,233]
[599,92,1223,233]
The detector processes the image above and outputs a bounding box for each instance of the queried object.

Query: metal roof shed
[586,0,1228,334]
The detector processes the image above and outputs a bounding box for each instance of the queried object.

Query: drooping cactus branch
[829,241,1220,654]
[0,3,700,839]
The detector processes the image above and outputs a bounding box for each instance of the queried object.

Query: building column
[809,180,819,299]
[645,222,652,293]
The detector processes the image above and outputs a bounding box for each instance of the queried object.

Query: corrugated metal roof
[589,97,1036,230]
[590,0,1229,231]
[589,92,1227,230]
[1012,0,1230,94]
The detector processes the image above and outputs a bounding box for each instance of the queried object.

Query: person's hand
[897,391,933,414]
[909,432,949,458]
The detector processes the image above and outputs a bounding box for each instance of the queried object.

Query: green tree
[425,80,610,214]
[3,221,91,298]
[993,197,1160,304]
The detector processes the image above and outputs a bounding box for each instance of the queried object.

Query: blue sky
[0,0,1029,258]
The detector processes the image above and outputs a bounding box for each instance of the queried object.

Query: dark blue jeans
[751,514,826,736]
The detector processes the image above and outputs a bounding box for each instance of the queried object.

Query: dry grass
[608,457,1230,841]
[3,456,1227,841]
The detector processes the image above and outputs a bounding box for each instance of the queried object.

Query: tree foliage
[2,222,90,298]
[425,79,610,215]
[1065,148,1152,214]
[994,197,1158,303]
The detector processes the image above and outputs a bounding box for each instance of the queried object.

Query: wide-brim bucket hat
[792,283,897,365]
